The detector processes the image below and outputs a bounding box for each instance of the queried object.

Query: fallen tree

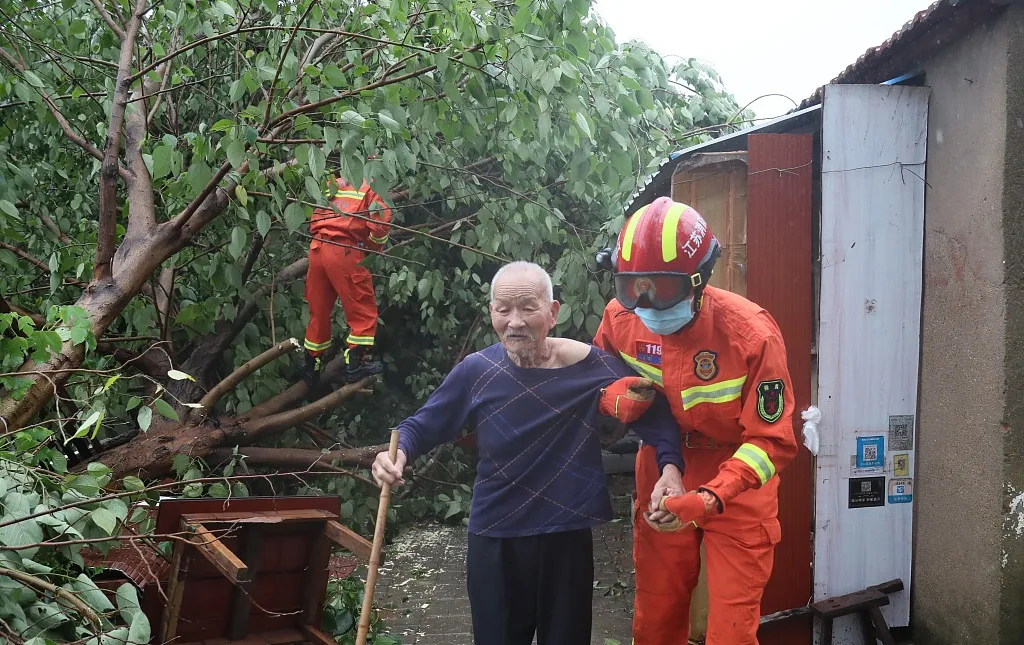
[0,0,747,482]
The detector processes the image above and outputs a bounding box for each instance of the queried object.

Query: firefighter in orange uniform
[302,173,392,386]
[593,196,798,645]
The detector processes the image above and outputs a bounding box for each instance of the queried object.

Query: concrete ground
[373,475,638,645]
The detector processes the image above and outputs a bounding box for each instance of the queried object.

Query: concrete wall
[998,5,1024,641]
[912,8,1024,644]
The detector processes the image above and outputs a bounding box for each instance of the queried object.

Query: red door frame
[746,133,815,645]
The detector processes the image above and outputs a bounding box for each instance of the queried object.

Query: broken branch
[196,338,302,415]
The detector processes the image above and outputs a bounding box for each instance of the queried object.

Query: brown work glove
[599,377,656,424]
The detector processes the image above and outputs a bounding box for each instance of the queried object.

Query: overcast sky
[592,0,936,122]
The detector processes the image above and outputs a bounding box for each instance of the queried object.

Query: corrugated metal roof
[622,0,1013,216]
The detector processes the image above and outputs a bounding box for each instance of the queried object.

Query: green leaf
[284,202,306,232]
[128,611,152,645]
[65,574,115,614]
[256,211,271,237]
[208,482,229,497]
[137,405,152,431]
[0,514,43,559]
[234,185,248,206]
[338,110,365,127]
[104,374,120,391]
[574,113,593,141]
[167,369,195,381]
[70,19,87,37]
[557,302,571,325]
[172,453,191,476]
[308,145,326,178]
[226,140,246,168]
[22,70,44,88]
[91,507,118,535]
[123,476,146,492]
[116,583,142,624]
[513,5,531,32]
[152,145,172,179]
[0,200,19,218]
[378,111,402,134]
[229,225,246,260]
[153,398,180,422]
[72,410,102,440]
[126,396,141,411]
[210,118,235,132]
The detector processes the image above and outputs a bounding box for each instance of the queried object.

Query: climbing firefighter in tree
[301,171,392,387]
[594,197,799,645]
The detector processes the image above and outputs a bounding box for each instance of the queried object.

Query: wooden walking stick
[356,429,400,645]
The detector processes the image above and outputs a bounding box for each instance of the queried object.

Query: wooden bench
[758,578,904,645]
[811,578,904,645]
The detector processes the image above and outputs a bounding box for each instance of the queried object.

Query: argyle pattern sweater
[397,343,682,537]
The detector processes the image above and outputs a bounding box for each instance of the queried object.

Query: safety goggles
[614,272,703,311]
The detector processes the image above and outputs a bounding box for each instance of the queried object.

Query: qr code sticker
[860,481,872,493]
[862,444,878,463]
[889,415,915,450]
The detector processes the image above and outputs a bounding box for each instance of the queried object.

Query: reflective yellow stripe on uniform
[346,334,375,346]
[620,205,649,262]
[618,352,664,387]
[368,233,389,244]
[323,187,367,200]
[661,202,687,262]
[733,442,776,485]
[304,338,332,351]
[680,375,746,410]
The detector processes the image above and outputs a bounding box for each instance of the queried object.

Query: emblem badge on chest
[693,350,718,381]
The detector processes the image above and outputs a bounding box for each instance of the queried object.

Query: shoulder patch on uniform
[756,379,785,423]
[693,350,718,381]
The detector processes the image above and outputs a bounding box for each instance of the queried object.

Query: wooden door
[746,133,815,645]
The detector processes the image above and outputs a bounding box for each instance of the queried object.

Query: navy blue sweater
[397,343,682,537]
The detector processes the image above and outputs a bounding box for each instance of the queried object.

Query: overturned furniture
[143,496,373,645]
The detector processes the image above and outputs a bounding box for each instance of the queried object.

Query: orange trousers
[303,239,378,356]
[632,445,782,645]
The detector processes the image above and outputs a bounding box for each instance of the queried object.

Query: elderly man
[372,261,682,645]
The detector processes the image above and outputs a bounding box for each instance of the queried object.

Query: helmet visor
[614,272,696,311]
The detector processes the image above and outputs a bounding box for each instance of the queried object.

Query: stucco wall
[913,12,1010,645]
[998,5,1024,641]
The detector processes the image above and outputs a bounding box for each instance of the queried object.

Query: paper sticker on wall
[856,435,885,469]
[850,454,884,477]
[893,453,910,478]
[888,414,915,451]
[888,477,913,504]
[849,476,885,509]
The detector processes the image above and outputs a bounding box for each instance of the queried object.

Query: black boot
[301,351,322,388]
[344,345,383,383]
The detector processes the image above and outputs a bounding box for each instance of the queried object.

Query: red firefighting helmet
[612,197,720,310]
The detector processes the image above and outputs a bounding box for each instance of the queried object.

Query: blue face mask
[635,298,694,335]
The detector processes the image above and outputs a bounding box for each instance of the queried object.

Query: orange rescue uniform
[303,177,392,356]
[594,285,798,645]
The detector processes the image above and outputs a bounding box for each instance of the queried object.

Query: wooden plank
[868,606,897,645]
[746,132,815,645]
[301,524,332,626]
[188,523,249,584]
[299,624,338,645]
[324,520,373,562]
[160,540,190,643]
[810,588,889,618]
[816,83,929,642]
[182,509,335,525]
[228,526,265,639]
[156,496,341,534]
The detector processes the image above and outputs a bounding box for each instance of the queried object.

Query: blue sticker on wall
[888,477,913,504]
[856,435,885,469]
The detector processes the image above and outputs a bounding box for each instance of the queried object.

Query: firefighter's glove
[642,511,692,533]
[659,491,714,528]
[598,377,656,424]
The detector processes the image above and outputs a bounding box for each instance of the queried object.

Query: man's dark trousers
[466,527,594,645]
